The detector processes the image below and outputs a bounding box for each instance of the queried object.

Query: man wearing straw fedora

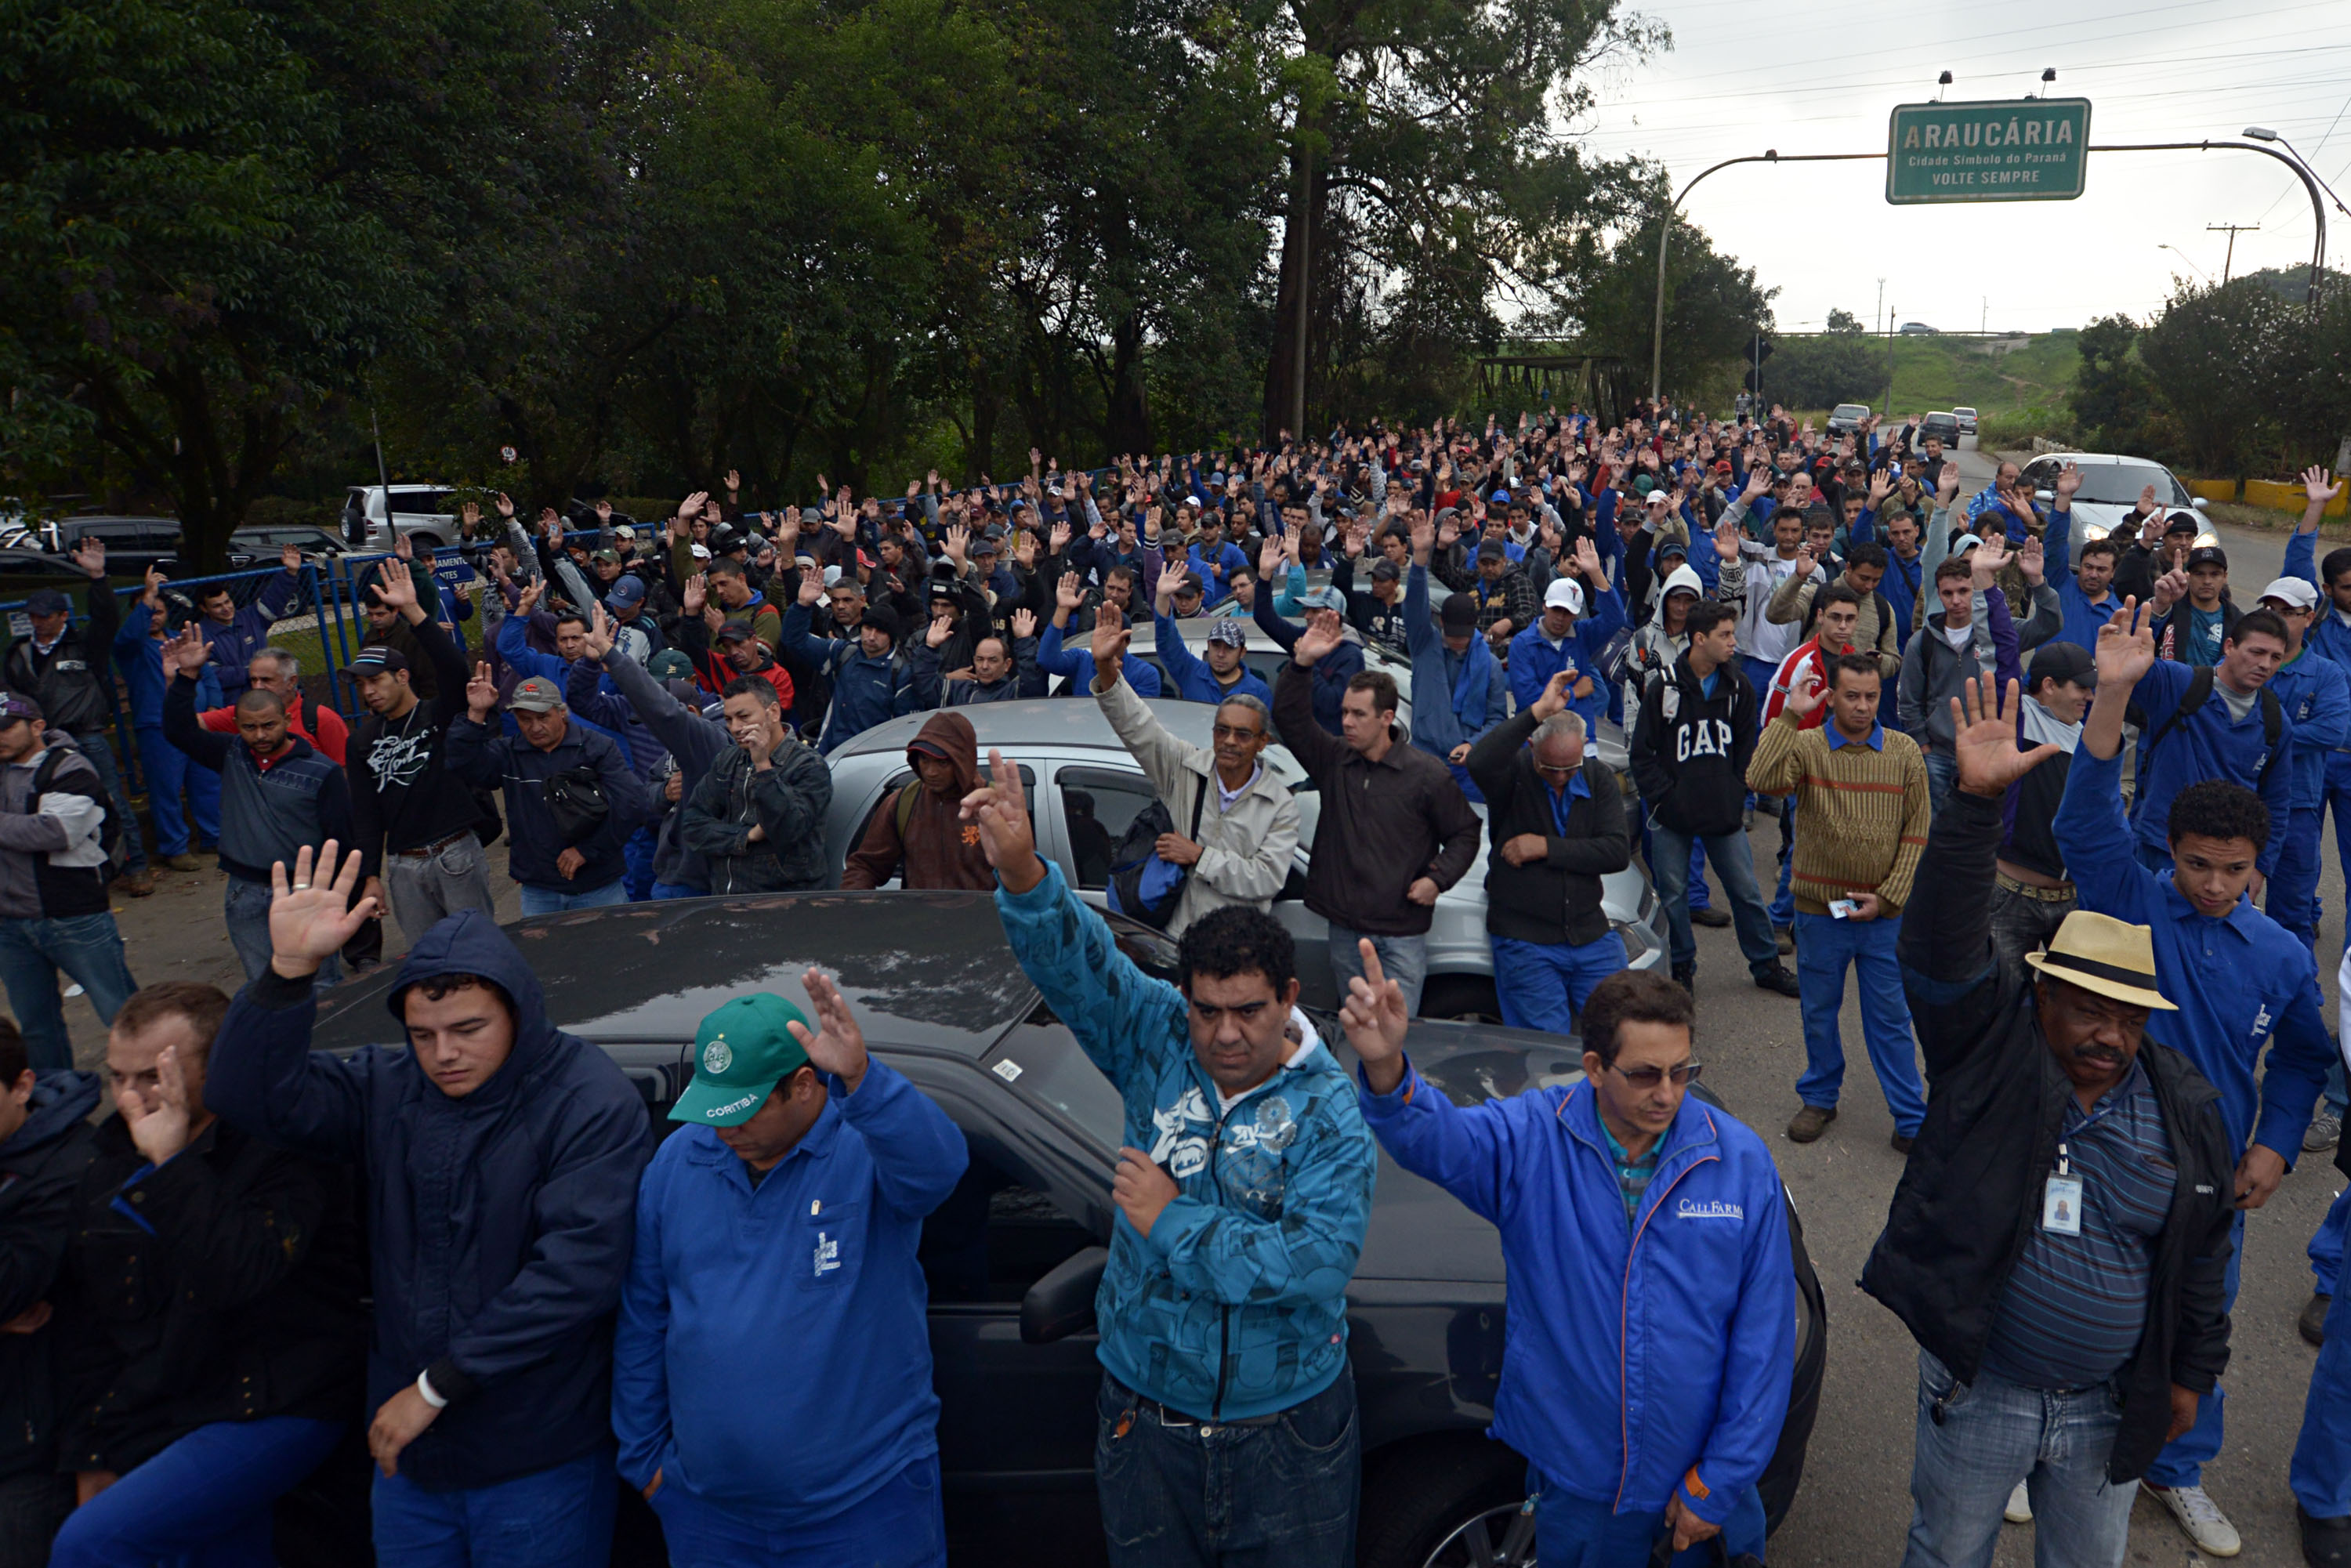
[1862,670,2242,1568]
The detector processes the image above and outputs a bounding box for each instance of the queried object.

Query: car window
[982,1020,1128,1154]
[920,1138,1098,1305]
[2069,463,2178,508]
[1056,766,1160,889]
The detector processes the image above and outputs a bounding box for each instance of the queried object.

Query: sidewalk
[47,846,527,1073]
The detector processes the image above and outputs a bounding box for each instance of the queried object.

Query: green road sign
[1886,97,2091,205]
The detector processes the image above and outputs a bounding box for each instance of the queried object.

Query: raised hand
[1011,607,1038,640]
[724,469,742,496]
[121,1040,200,1165]
[281,543,304,574]
[375,557,422,616]
[1970,537,2009,587]
[959,748,1042,892]
[582,603,615,660]
[797,570,825,608]
[140,565,167,610]
[465,660,499,719]
[1531,668,1575,721]
[1714,517,1742,563]
[2094,597,2157,690]
[164,624,212,677]
[1936,465,1962,505]
[1783,671,1825,719]
[2306,465,2345,507]
[681,574,706,617]
[1949,675,2059,798]
[1258,531,1283,580]
[924,610,953,650]
[2017,535,2045,587]
[1091,607,1132,673]
[68,538,104,579]
[1292,608,1346,667]
[495,492,517,520]
[946,524,971,567]
[1410,513,1435,564]
[1056,571,1085,614]
[268,841,378,979]
[677,491,708,526]
[786,969,869,1092]
[1339,939,1412,1092]
[2056,462,2083,502]
[2149,567,2188,615]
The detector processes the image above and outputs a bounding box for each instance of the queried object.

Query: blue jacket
[1508,590,1627,738]
[613,1059,965,1527]
[2268,645,2351,808]
[2056,745,2331,1157]
[995,864,1376,1421]
[1358,1065,1791,1526]
[2287,528,2351,683]
[446,714,652,893]
[202,912,652,1491]
[2043,504,2121,653]
[1404,565,1505,788]
[1847,511,1923,638]
[777,605,924,753]
[197,569,302,703]
[1188,541,1249,601]
[1153,611,1271,707]
[1036,623,1161,696]
[2125,658,2294,875]
[1250,593,1361,736]
[113,600,221,728]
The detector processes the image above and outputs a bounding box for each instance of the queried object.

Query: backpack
[25,743,121,875]
[2137,665,2283,801]
[542,765,611,845]
[1105,780,1208,931]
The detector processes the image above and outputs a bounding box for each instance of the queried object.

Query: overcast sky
[1574,0,2351,333]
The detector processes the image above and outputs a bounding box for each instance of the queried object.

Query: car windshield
[1832,405,1868,420]
[2070,462,2188,508]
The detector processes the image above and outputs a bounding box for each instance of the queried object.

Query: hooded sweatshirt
[839,712,994,891]
[204,911,653,1492]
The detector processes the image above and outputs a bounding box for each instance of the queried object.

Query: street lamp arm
[2089,141,2327,312]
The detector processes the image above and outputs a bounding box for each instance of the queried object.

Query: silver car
[2022,451,2205,544]
[819,696,1668,1021]
[340,483,464,553]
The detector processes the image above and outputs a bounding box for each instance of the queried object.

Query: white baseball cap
[1545,578,1585,614]
[2259,576,2320,611]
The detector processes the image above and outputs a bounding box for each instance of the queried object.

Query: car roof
[2027,451,2172,468]
[309,893,1046,1056]
[832,695,1223,760]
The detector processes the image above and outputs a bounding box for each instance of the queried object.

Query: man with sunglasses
[1346,954,1790,1564]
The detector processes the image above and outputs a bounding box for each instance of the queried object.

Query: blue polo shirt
[2054,744,2331,1159]
[2125,658,2294,876]
[2043,505,2121,654]
[1826,721,1885,752]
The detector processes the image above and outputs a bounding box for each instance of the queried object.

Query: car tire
[1357,1436,1532,1568]
[1419,976,1505,1025]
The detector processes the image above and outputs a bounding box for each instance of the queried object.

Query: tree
[2138,279,2291,477]
[1566,207,1774,404]
[1824,308,1867,335]
[2067,314,2154,453]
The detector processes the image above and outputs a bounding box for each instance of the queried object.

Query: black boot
[2302,1505,2351,1566]
[1671,961,1696,995]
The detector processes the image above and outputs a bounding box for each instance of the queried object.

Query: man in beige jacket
[1089,617,1301,936]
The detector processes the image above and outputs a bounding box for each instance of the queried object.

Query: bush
[1978,405,2075,451]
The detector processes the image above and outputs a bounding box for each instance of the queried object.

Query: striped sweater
[1744,711,1931,915]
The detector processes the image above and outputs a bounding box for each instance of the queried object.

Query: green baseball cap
[669,994,813,1127]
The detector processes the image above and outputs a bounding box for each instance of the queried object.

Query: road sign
[1886,98,2091,205]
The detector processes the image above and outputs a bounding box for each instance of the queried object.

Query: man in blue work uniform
[2285,469,2351,945]
[614,980,968,1566]
[2290,960,2351,1566]
[2040,462,2123,654]
[1407,518,1507,802]
[2056,601,2335,1558]
[2126,610,2295,881]
[1507,537,1625,742]
[2255,575,2350,958]
[968,753,1378,1568]
[1350,956,1789,1563]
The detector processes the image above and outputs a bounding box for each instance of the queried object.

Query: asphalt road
[1714,438,2338,1566]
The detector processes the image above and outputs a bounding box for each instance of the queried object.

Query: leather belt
[393,830,474,860]
[1112,1384,1280,1432]
[1995,871,2075,904]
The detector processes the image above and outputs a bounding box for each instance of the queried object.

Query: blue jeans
[650,881,704,900]
[74,728,145,875]
[1095,1371,1357,1568]
[1328,925,1427,1018]
[1491,934,1627,1034]
[223,876,340,988]
[1530,1474,1765,1566]
[1902,1350,2136,1568]
[49,1415,342,1568]
[622,825,657,903]
[1647,821,1779,976]
[517,878,631,917]
[2146,1209,2243,1490]
[136,724,219,855]
[1794,911,1926,1136]
[2315,1182,2351,1287]
[2295,1227,2351,1517]
[1922,748,1958,820]
[0,911,137,1070]
[651,1456,944,1568]
[2272,801,2325,954]
[371,1449,615,1568]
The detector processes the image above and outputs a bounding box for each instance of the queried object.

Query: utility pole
[1886,306,1896,410]
[2206,222,2259,284]
[1876,277,1885,335]
[1980,296,1987,334]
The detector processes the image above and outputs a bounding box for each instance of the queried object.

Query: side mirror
[2034,490,2054,504]
[1020,1245,1108,1345]
[2190,497,2209,512]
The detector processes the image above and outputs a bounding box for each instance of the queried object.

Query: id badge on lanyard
[2043,1140,2084,1237]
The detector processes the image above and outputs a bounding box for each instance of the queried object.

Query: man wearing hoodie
[840,712,998,892]
[614,979,967,1566]
[205,866,653,1568]
[1406,519,1508,802]
[0,1020,99,1568]
[1628,601,1799,1000]
[967,759,1377,1568]
[780,571,924,751]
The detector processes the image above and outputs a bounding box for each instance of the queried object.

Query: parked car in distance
[305,893,1828,1568]
[34,516,197,578]
[1951,407,1979,436]
[1898,321,1937,335]
[341,484,465,554]
[822,697,1668,1021]
[1918,411,1962,449]
[2021,451,2204,543]
[1826,403,1871,436]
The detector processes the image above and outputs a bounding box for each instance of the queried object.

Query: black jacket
[349,615,486,881]
[0,1070,100,1483]
[205,911,653,1491]
[446,714,651,893]
[1628,651,1758,838]
[3,574,118,735]
[1862,790,2237,1482]
[58,1113,365,1476]
[679,734,834,893]
[1466,709,1628,948]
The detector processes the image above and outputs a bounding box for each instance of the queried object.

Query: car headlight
[1614,918,1656,964]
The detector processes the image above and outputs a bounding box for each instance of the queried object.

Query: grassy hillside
[1779,329,2079,425]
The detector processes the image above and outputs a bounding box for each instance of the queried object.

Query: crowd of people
[0,403,2349,1568]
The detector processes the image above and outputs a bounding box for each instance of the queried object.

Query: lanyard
[2055,1092,2125,1177]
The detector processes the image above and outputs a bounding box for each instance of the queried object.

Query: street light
[2246,127,2351,217]
[2157,243,2213,282]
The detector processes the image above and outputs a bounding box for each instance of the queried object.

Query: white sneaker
[2150,1483,2241,1556]
[2003,1479,2032,1523]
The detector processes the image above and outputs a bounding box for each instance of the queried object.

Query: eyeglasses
[1534,759,1578,778]
[1606,1061,1702,1089]
[1211,723,1263,741]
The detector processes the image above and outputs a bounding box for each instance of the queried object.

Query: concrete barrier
[2185,478,2239,505]
[2244,478,2346,515]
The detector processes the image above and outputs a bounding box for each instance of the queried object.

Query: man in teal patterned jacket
[965,746,1377,1567]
